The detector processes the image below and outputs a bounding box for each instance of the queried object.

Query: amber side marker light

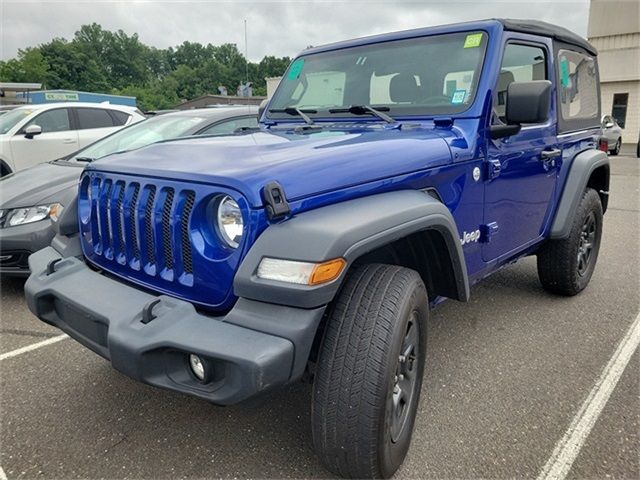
[309,258,347,286]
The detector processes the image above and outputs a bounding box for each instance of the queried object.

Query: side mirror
[489,80,552,140]
[258,98,269,119]
[604,122,614,129]
[24,124,42,139]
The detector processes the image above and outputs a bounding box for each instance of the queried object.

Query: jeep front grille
[86,176,195,285]
[78,170,249,310]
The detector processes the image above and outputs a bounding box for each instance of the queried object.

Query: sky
[0,0,591,62]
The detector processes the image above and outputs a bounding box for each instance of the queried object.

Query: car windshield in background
[68,114,208,162]
[268,31,488,120]
[0,108,36,134]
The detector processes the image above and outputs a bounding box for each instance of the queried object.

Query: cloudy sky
[1,0,591,61]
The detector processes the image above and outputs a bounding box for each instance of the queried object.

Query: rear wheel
[537,188,603,295]
[312,264,427,478]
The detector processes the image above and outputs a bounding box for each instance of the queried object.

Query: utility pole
[244,19,249,85]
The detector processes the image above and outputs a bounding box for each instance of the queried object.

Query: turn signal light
[309,258,347,286]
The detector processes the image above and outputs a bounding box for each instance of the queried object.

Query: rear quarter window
[109,110,131,126]
[556,48,600,132]
[76,108,116,129]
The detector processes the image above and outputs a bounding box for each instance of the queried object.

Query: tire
[537,188,603,296]
[312,264,428,479]
[610,138,621,156]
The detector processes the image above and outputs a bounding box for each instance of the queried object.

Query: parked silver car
[601,115,623,155]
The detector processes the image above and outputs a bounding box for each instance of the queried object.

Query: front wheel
[610,138,621,156]
[312,264,428,478]
[537,188,603,295]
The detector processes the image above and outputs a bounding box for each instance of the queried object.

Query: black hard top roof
[497,18,597,55]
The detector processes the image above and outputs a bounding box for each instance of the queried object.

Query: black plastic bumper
[25,247,326,405]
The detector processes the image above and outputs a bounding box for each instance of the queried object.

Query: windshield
[269,31,488,119]
[68,114,208,162]
[0,108,36,134]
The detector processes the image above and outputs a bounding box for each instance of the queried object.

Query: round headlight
[216,195,243,248]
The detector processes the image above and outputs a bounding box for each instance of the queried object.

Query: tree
[0,23,291,110]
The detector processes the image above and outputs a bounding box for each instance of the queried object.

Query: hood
[0,161,82,209]
[87,125,453,208]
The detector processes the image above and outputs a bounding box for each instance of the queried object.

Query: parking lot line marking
[537,311,640,480]
[0,334,68,361]
[0,465,7,480]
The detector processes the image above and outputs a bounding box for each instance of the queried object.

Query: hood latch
[262,181,291,220]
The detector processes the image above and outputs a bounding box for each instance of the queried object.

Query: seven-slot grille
[85,175,196,286]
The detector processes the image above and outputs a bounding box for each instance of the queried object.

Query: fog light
[189,354,206,381]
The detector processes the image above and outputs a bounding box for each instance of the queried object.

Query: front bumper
[0,220,56,276]
[25,247,325,405]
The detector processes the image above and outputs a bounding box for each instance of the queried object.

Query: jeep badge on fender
[25,19,607,479]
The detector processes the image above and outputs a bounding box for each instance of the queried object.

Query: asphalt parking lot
[1,155,638,479]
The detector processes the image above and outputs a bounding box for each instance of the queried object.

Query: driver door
[483,41,560,262]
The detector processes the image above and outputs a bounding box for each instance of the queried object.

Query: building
[15,89,137,107]
[0,82,42,105]
[588,0,640,148]
[175,94,265,110]
[266,77,282,98]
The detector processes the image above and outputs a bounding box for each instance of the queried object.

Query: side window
[26,108,71,133]
[199,116,258,136]
[109,110,131,126]
[494,43,547,121]
[76,108,116,129]
[557,49,599,126]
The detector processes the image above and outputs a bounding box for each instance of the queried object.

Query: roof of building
[0,82,42,92]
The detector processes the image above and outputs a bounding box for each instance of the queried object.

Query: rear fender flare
[551,149,609,239]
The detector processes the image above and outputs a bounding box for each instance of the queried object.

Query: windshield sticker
[288,58,305,80]
[451,89,466,104]
[463,33,483,48]
[560,57,570,87]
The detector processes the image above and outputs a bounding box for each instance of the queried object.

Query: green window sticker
[288,58,305,80]
[451,89,466,104]
[464,33,483,49]
[560,57,570,87]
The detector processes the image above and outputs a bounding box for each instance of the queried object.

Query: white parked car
[601,114,623,156]
[0,102,144,176]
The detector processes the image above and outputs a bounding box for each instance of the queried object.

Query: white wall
[601,80,640,144]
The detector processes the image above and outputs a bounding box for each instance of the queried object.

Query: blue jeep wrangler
[25,19,608,478]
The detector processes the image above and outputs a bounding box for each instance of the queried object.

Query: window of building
[611,93,629,129]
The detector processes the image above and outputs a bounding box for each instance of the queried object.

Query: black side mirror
[489,80,552,140]
[258,99,269,119]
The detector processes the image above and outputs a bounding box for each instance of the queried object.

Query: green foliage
[0,23,291,110]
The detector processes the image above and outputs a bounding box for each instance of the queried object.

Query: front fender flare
[234,190,470,309]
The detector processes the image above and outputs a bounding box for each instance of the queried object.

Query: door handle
[63,138,77,144]
[540,148,562,160]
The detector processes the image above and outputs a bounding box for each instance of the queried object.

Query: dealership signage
[44,92,79,101]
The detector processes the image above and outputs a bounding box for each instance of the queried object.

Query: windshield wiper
[74,156,95,163]
[328,105,396,124]
[269,107,317,125]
